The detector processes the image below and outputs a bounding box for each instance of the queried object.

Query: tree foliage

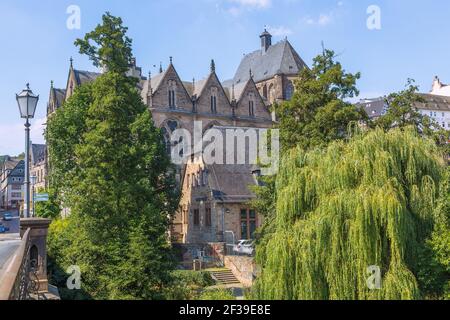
[252,128,446,300]
[46,13,179,300]
[276,49,367,151]
[374,79,450,157]
[35,187,60,219]
[74,12,132,73]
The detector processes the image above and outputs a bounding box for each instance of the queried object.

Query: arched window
[262,84,268,99]
[285,81,294,100]
[248,92,255,117]
[168,80,176,108]
[210,87,218,114]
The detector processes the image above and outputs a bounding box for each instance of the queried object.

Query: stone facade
[173,154,263,245]
[43,30,306,233]
[30,144,47,191]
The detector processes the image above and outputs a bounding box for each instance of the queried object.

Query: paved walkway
[0,237,21,281]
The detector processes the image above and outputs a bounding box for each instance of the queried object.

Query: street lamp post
[30,175,37,217]
[16,84,39,219]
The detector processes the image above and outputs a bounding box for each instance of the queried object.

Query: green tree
[46,13,179,300]
[75,12,132,73]
[252,128,446,300]
[374,79,450,157]
[425,167,450,299]
[276,49,367,151]
[35,187,60,219]
[252,49,367,239]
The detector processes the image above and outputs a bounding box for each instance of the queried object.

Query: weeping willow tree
[253,127,446,300]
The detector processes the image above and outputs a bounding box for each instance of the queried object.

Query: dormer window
[168,80,176,108]
[210,87,218,114]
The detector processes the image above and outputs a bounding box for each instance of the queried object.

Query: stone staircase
[211,269,241,285]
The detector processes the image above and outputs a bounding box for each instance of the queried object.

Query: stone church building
[45,30,307,244]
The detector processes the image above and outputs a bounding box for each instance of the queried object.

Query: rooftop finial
[26,83,30,90]
[70,57,73,68]
[159,62,163,73]
[232,83,235,101]
[249,69,253,79]
[192,78,196,92]
[170,56,173,64]
[210,59,216,73]
[50,80,54,89]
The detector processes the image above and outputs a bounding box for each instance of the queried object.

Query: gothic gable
[195,73,232,116]
[235,79,271,120]
[150,64,192,111]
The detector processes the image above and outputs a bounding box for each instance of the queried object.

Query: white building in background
[0,158,25,210]
[420,76,450,130]
[358,77,450,131]
[417,93,450,130]
[431,76,450,97]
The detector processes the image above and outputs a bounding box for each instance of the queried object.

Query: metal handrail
[0,228,31,300]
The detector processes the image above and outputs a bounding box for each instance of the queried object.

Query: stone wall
[224,255,256,287]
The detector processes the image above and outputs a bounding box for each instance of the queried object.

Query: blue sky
[1,0,449,155]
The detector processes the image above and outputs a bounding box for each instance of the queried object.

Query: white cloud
[228,0,272,9]
[0,117,46,155]
[267,25,293,37]
[224,0,272,15]
[318,14,332,26]
[305,13,333,26]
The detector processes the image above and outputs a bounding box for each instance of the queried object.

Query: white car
[233,240,254,256]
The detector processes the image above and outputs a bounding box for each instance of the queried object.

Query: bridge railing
[0,228,39,300]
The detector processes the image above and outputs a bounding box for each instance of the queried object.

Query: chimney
[260,29,272,54]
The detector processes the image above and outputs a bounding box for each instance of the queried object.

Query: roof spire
[70,57,74,69]
[192,78,196,92]
[170,56,173,65]
[159,62,163,73]
[249,69,253,79]
[50,80,54,89]
[210,59,216,73]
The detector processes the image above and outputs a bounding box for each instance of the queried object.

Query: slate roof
[206,125,261,202]
[193,77,208,97]
[208,163,259,203]
[232,82,248,101]
[31,144,46,166]
[53,88,66,108]
[1,158,20,171]
[416,93,450,111]
[74,70,101,86]
[141,70,168,99]
[356,98,387,119]
[229,40,307,85]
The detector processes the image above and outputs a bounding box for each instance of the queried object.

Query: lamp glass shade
[16,85,39,119]
[30,175,37,185]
